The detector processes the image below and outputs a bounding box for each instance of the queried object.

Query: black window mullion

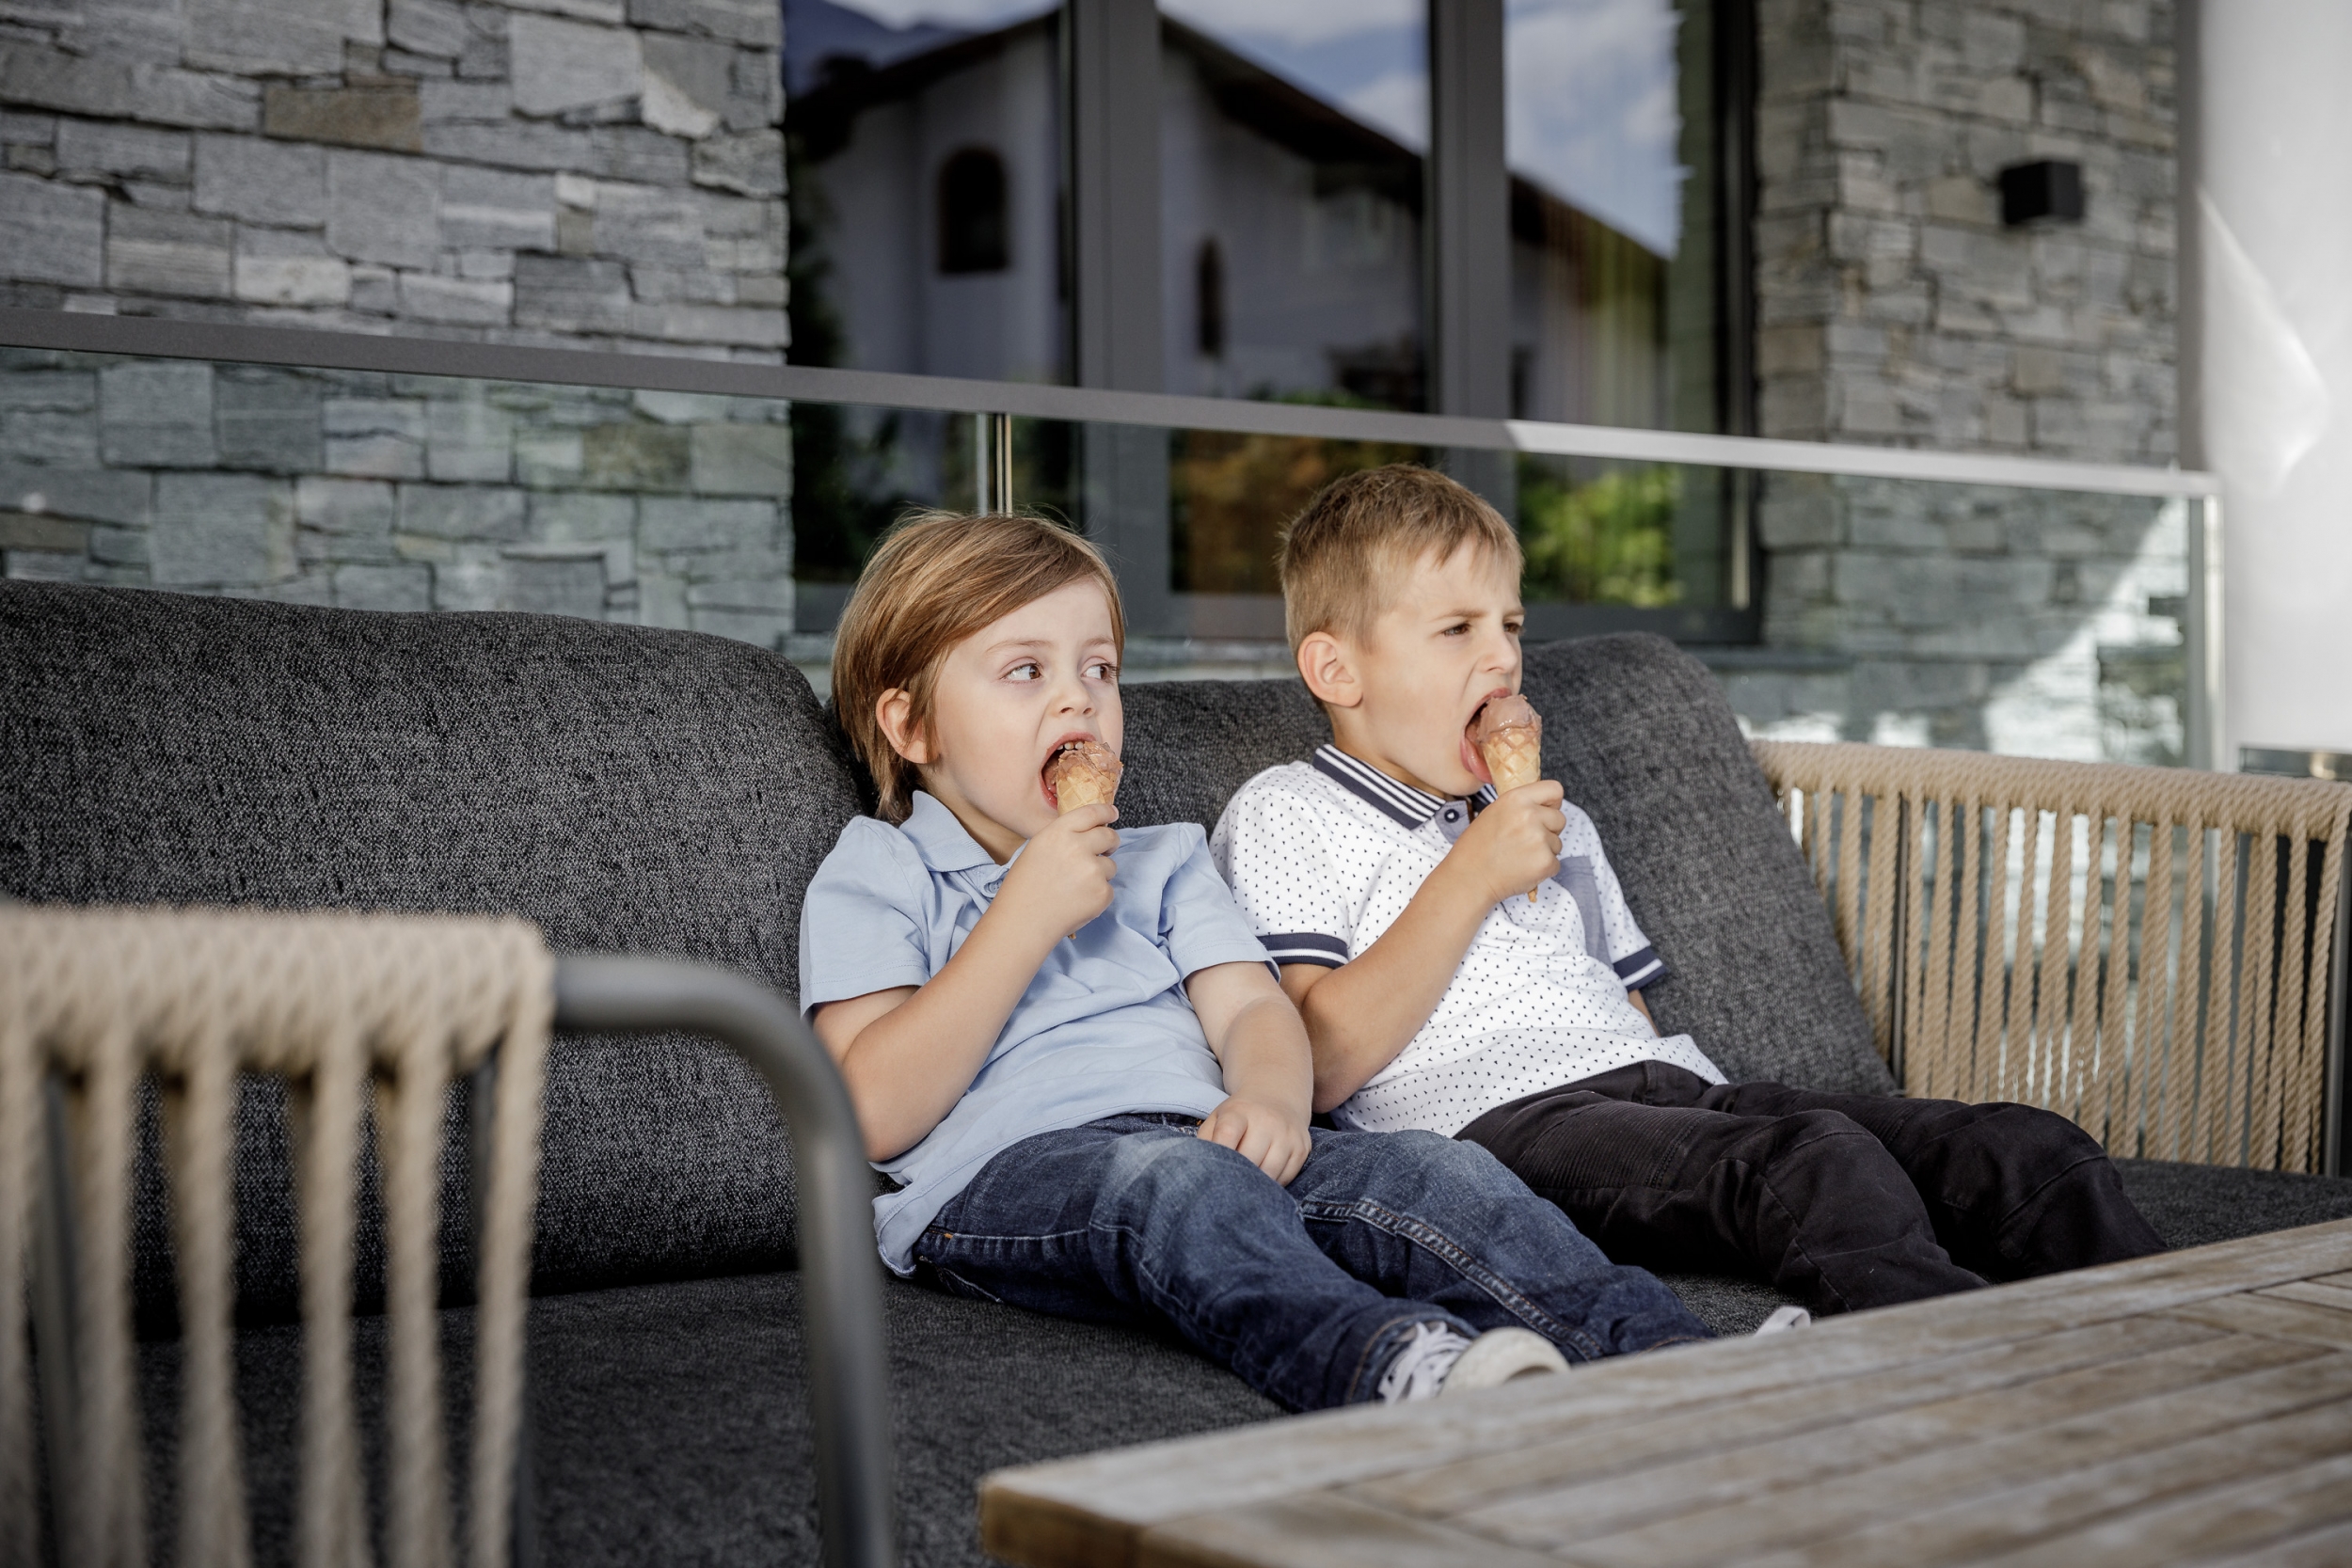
[1426,0,1515,514]
[1064,0,1176,634]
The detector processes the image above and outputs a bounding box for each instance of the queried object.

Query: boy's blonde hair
[1277,465,1520,651]
[833,512,1125,823]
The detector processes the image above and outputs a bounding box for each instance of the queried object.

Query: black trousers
[1455,1060,2167,1316]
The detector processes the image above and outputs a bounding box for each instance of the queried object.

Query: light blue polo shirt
[799,792,1274,1274]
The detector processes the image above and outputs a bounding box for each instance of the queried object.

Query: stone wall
[1743,0,2185,763]
[0,348,793,636]
[0,0,794,641]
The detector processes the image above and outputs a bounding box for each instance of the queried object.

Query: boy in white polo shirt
[1212,466,2164,1317]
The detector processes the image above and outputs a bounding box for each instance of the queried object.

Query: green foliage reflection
[1517,461,1681,607]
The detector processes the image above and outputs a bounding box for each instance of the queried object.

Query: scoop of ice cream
[1470,693,1540,751]
[1045,737,1122,812]
[1472,696,1543,791]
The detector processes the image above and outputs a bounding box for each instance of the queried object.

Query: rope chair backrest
[1750,741,2352,1173]
[0,907,553,1568]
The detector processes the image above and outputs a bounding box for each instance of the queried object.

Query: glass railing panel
[0,336,2206,768]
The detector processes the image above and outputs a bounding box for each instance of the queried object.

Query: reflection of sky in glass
[784,0,1057,96]
[1507,0,1684,256]
[1158,0,1427,152]
[789,0,1684,255]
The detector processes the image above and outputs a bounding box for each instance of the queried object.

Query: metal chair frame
[27,955,898,1568]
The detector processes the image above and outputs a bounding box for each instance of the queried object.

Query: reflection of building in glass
[1512,179,1667,429]
[788,6,1068,386]
[788,0,1674,428]
[1155,19,1425,407]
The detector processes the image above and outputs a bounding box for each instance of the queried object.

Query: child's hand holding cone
[1471,696,1546,903]
[1045,739,1122,937]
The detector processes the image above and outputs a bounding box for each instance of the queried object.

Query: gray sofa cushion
[1116,676,1332,832]
[141,1271,1279,1568]
[0,579,866,1317]
[131,1158,2352,1568]
[1117,636,1895,1096]
[1519,634,1897,1095]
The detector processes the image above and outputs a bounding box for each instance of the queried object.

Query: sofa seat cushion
[138,1272,1279,1568]
[132,1159,2352,1566]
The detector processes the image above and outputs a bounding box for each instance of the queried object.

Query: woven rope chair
[0,908,896,1568]
[1751,743,2352,1174]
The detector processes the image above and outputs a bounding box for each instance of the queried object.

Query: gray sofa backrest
[1117,636,1892,1097]
[1,585,1888,1326]
[0,580,864,1323]
[1517,635,1893,1094]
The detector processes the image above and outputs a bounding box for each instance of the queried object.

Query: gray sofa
[6,578,2351,1567]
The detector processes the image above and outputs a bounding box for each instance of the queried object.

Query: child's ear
[1296,631,1361,709]
[875,689,934,765]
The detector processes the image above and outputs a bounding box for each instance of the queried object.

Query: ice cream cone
[1046,738,1122,940]
[1046,737,1121,812]
[1471,697,1544,902]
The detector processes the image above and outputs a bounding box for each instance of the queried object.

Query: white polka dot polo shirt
[1209,743,1725,1136]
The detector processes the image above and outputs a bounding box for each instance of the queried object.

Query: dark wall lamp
[2000,160,2086,227]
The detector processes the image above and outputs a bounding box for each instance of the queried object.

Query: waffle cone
[1479,724,1542,794]
[1475,714,1544,902]
[1047,739,1121,812]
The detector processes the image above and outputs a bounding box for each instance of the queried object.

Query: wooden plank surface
[977,1219,2352,1568]
[1447,1334,2328,1554]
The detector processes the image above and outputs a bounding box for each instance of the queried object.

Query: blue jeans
[914,1114,1710,1411]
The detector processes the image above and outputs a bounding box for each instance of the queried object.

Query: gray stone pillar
[2181,0,2352,762]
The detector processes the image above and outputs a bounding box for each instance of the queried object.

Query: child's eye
[1085,659,1118,682]
[1442,622,1471,637]
[1006,660,1041,682]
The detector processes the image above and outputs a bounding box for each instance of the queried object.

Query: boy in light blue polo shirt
[798,512,1707,1412]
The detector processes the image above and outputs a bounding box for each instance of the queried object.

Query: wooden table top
[979,1219,2352,1568]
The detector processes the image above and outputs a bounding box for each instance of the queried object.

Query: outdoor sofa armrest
[553,956,898,1568]
[1750,739,2352,1176]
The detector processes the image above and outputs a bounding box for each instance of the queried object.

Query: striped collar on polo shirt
[1311,744,1494,831]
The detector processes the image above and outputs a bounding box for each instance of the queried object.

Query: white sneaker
[1375,1323,1570,1404]
[1754,1305,1812,1336]
[1438,1327,1571,1396]
[1375,1323,1471,1403]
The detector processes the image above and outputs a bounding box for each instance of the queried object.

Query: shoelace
[1375,1322,1473,1404]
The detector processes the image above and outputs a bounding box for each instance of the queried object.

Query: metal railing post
[2187,493,2228,772]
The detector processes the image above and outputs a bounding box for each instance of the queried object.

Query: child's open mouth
[1462,691,1513,785]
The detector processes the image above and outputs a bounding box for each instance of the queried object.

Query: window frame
[801,0,1760,645]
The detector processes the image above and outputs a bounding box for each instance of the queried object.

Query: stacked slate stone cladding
[1738,0,2185,764]
[0,0,795,646]
[0,351,793,637]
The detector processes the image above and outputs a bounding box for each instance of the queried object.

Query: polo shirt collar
[1312,744,1494,830]
[900,791,1003,875]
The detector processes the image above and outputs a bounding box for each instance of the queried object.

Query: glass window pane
[1157,1,1429,409]
[784,1,1073,599]
[1506,0,1720,435]
[785,1,1068,382]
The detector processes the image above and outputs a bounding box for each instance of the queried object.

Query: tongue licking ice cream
[1045,736,1122,812]
[1470,695,1544,902]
